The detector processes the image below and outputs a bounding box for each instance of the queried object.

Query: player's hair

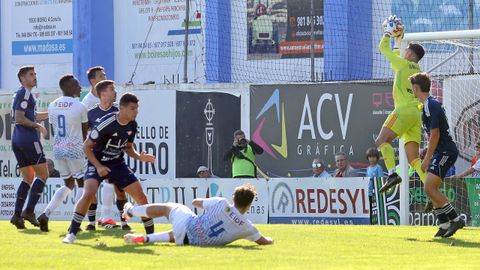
[233,130,245,137]
[366,147,380,160]
[233,183,257,208]
[120,92,139,107]
[407,42,425,61]
[95,80,114,97]
[59,74,75,92]
[17,65,35,83]
[409,72,431,93]
[86,66,104,84]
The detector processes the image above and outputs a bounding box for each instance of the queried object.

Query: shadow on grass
[74,241,157,255]
[403,236,480,248]
[19,228,47,235]
[199,244,262,250]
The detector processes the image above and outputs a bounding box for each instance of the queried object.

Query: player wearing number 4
[376,15,427,193]
[410,73,464,238]
[37,75,89,232]
[122,183,274,246]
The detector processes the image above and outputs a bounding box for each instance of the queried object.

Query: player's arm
[15,110,48,138]
[83,138,110,177]
[379,35,407,70]
[455,167,475,178]
[421,128,440,173]
[81,122,89,141]
[35,111,48,121]
[192,197,223,210]
[125,142,155,163]
[255,236,274,245]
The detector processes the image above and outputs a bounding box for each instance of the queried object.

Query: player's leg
[122,181,154,234]
[63,178,99,243]
[85,195,98,231]
[11,166,35,229]
[376,124,400,193]
[99,181,117,228]
[114,186,131,230]
[37,175,75,232]
[22,161,48,227]
[124,230,174,244]
[403,117,426,183]
[425,153,463,238]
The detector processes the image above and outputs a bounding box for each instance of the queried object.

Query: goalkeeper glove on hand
[383,15,400,37]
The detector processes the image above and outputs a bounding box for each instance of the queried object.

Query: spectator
[366,147,384,193]
[454,142,480,178]
[333,152,359,177]
[311,158,331,178]
[47,159,60,178]
[196,166,219,178]
[223,130,263,178]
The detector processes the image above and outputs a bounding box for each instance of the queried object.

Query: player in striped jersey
[37,75,88,232]
[63,90,155,244]
[410,72,464,238]
[123,184,273,246]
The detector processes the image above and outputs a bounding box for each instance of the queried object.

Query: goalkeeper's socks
[411,158,426,183]
[379,143,396,173]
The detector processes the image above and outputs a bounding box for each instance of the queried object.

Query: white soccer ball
[383,16,405,37]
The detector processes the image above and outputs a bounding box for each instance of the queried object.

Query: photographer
[223,130,263,178]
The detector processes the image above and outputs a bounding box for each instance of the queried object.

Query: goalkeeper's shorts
[383,106,422,145]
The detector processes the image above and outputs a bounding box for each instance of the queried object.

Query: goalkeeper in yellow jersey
[376,15,426,193]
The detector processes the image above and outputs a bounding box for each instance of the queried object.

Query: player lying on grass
[123,183,274,246]
[410,72,464,238]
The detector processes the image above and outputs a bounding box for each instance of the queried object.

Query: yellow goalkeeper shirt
[379,36,422,108]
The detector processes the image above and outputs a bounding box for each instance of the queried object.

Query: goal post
[397,29,480,225]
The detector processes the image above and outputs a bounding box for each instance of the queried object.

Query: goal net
[400,30,480,226]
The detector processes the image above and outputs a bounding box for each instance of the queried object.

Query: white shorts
[56,159,85,180]
[168,204,196,245]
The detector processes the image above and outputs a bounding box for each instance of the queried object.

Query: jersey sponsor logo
[20,101,28,109]
[90,130,99,140]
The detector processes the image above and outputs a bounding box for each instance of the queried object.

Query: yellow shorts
[383,106,422,145]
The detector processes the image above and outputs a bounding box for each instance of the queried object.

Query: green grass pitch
[1,221,479,269]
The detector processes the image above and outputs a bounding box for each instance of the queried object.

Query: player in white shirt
[82,66,104,110]
[37,75,88,232]
[123,183,273,246]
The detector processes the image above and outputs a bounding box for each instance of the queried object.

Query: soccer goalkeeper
[376,15,426,193]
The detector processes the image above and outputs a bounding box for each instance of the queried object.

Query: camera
[239,138,247,145]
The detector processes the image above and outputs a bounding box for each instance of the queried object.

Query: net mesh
[405,37,480,226]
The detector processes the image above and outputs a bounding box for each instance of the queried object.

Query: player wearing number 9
[122,183,274,246]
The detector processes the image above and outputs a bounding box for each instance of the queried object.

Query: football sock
[379,143,396,174]
[25,178,46,213]
[88,203,97,225]
[441,203,459,222]
[411,158,426,183]
[131,205,148,217]
[147,232,170,243]
[44,185,71,218]
[14,181,31,216]
[70,212,85,235]
[101,183,115,220]
[116,199,128,225]
[434,207,450,229]
[142,217,155,234]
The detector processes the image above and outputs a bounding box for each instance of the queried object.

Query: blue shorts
[12,141,46,168]
[428,152,457,179]
[84,161,138,190]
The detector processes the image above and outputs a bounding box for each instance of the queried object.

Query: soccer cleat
[379,173,402,193]
[122,224,133,231]
[424,200,433,213]
[37,213,49,232]
[97,219,104,226]
[124,233,145,243]
[434,227,448,237]
[442,219,465,238]
[21,210,40,227]
[62,233,76,244]
[122,202,134,221]
[85,224,96,231]
[10,215,26,229]
[101,219,120,229]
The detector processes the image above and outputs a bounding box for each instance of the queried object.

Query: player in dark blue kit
[10,66,49,229]
[63,91,155,244]
[85,80,131,231]
[410,72,464,238]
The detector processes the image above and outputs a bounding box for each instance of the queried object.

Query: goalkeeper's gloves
[383,15,399,37]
